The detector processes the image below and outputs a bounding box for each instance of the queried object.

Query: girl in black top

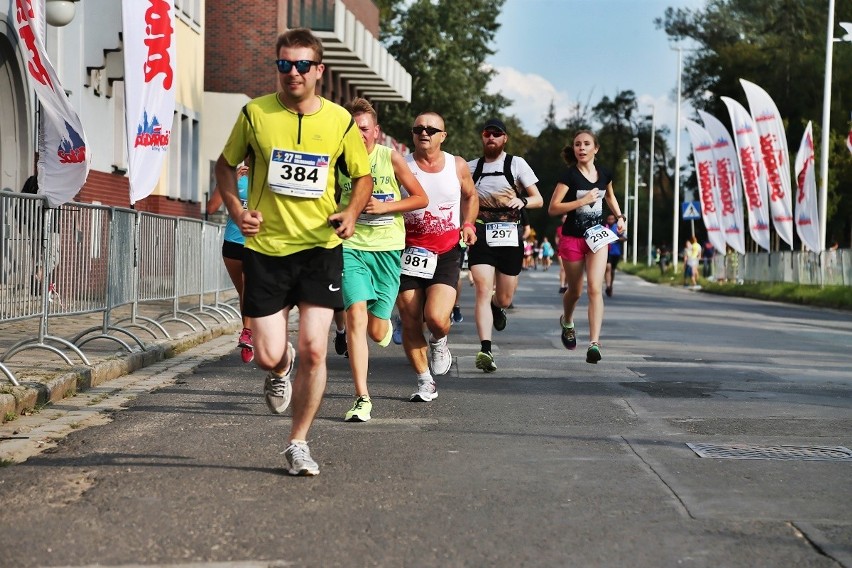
[547,130,626,363]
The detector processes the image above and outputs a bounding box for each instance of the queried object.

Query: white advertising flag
[14,0,90,207]
[683,120,727,254]
[793,122,821,252]
[697,110,746,254]
[721,96,771,251]
[123,0,176,205]
[740,79,794,246]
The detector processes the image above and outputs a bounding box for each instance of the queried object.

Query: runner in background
[604,213,626,297]
[466,118,542,373]
[207,161,253,362]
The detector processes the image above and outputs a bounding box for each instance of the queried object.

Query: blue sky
[487,0,707,144]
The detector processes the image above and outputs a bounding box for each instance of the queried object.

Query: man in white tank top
[397,111,478,402]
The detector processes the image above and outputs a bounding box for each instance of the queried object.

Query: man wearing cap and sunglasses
[467,118,543,373]
[397,112,478,402]
[215,28,373,476]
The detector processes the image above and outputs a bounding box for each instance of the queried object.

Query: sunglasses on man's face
[482,130,504,138]
[411,125,443,136]
[276,59,320,74]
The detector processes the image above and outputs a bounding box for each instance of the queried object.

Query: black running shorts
[399,246,462,292]
[242,245,343,317]
[467,222,524,276]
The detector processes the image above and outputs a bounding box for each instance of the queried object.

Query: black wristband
[520,196,528,207]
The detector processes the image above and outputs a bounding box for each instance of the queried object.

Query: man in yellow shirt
[215,28,373,476]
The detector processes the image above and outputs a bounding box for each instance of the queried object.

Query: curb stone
[0,321,240,423]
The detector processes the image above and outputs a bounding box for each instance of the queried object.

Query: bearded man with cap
[466,118,543,373]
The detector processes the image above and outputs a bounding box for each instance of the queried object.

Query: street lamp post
[818,3,852,250]
[646,105,656,266]
[672,46,683,274]
[632,137,640,265]
[818,0,836,252]
[623,157,629,262]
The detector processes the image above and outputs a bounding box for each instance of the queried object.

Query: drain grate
[687,443,852,461]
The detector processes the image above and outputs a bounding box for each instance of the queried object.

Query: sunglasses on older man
[412,125,444,136]
[276,59,320,74]
[482,129,505,138]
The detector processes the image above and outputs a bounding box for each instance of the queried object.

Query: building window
[174,0,200,30]
[113,81,127,173]
[168,106,200,202]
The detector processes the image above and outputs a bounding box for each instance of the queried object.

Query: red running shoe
[238,328,254,363]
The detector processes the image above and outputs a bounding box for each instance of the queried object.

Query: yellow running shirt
[222,94,371,257]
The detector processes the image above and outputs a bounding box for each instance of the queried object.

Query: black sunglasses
[482,130,504,138]
[412,125,443,136]
[275,59,320,74]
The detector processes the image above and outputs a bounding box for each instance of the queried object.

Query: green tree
[657,0,852,246]
[374,0,508,158]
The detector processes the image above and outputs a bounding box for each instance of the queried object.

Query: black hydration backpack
[471,153,514,188]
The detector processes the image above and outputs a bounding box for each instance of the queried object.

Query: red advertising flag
[683,120,727,254]
[721,96,771,252]
[794,122,821,252]
[123,0,177,204]
[740,79,794,247]
[698,110,746,254]
[13,0,90,207]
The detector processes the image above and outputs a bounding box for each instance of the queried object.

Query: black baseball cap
[482,118,508,136]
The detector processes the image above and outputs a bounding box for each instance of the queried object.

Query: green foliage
[702,281,852,310]
[374,0,507,158]
[620,261,852,310]
[657,0,852,246]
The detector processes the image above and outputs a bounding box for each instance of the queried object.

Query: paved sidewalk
[0,297,242,424]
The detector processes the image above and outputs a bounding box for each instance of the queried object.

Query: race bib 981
[401,246,438,279]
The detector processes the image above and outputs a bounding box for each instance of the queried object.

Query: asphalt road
[0,268,850,568]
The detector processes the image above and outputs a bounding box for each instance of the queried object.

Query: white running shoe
[409,379,438,402]
[428,336,452,376]
[283,441,319,476]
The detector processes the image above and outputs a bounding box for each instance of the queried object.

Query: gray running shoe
[284,441,319,476]
[264,342,294,414]
[409,379,438,402]
[428,336,452,375]
[475,351,497,373]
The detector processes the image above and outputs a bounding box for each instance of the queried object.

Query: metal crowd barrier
[0,193,237,385]
[710,249,850,287]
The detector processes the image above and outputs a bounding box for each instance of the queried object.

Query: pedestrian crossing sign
[682,201,701,220]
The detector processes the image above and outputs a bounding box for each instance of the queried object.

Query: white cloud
[487,66,578,135]
[488,65,696,156]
